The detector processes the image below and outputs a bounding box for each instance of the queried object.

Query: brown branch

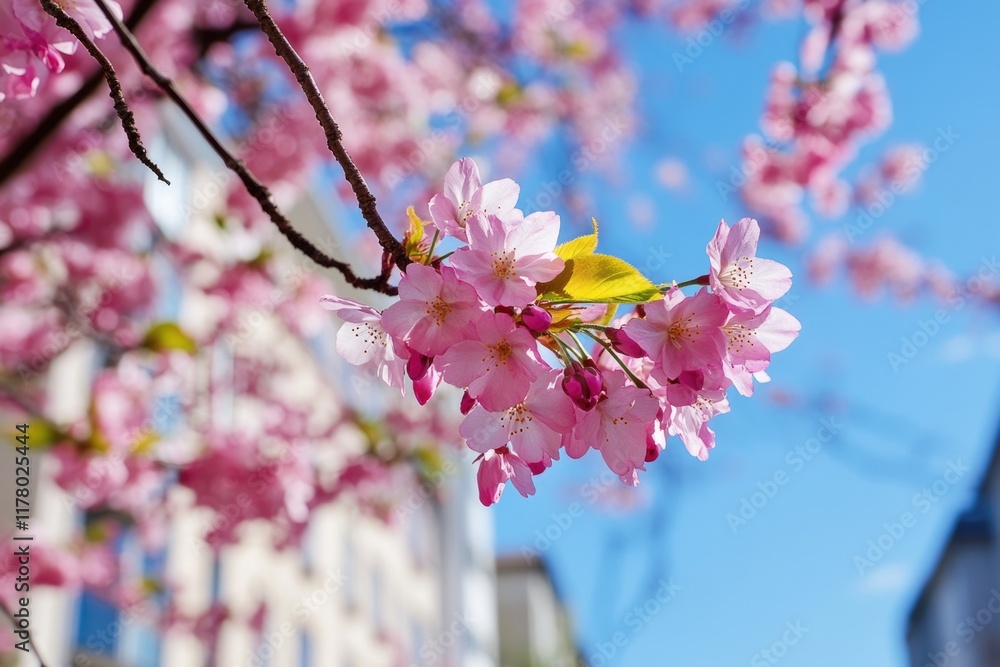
[0,0,158,188]
[243,0,410,274]
[90,0,397,294]
[0,599,49,667]
[39,0,168,184]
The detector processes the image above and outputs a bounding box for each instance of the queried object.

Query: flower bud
[561,362,605,411]
[645,433,660,463]
[520,304,552,333]
[460,390,477,415]
[406,351,434,381]
[606,327,645,357]
[528,460,548,475]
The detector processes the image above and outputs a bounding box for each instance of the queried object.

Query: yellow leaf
[142,322,197,355]
[554,218,599,260]
[541,254,661,304]
[406,206,425,246]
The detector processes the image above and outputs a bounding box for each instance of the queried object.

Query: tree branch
[243,0,410,273]
[0,0,158,188]
[89,0,397,294]
[39,0,168,184]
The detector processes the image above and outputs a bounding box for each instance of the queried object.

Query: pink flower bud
[460,390,477,415]
[406,351,434,381]
[520,304,552,333]
[645,433,660,463]
[413,373,436,405]
[528,460,548,475]
[561,362,605,411]
[606,327,645,357]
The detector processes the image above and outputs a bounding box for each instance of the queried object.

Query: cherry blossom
[707,217,793,312]
[450,210,565,308]
[438,311,544,411]
[380,263,484,356]
[428,157,520,243]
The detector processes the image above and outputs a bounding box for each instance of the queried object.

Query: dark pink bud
[413,372,436,405]
[606,327,645,357]
[460,390,477,415]
[561,362,605,411]
[406,351,434,381]
[645,432,660,462]
[528,460,548,475]
[520,305,552,333]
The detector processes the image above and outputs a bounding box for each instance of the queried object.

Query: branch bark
[90,0,398,294]
[243,0,410,273]
[0,0,158,187]
[39,0,168,183]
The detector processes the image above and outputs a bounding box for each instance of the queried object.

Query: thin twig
[243,0,409,275]
[0,599,49,667]
[39,0,168,184]
[90,0,397,295]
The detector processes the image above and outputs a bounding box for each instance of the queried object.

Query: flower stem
[669,274,711,290]
[580,330,647,389]
[424,229,441,265]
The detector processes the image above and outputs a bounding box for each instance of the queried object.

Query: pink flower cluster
[324,159,799,506]
[739,0,920,242]
[0,0,122,101]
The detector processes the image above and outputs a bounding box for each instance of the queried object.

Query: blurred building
[1,108,500,667]
[495,554,585,667]
[906,432,1000,666]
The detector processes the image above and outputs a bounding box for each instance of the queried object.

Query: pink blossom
[666,388,730,461]
[477,446,535,506]
[450,211,565,308]
[708,218,792,312]
[381,263,483,356]
[321,295,407,391]
[567,370,659,479]
[460,371,575,464]
[625,287,729,380]
[438,311,543,411]
[428,158,520,242]
[722,306,801,396]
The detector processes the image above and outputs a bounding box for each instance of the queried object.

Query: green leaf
[554,218,599,260]
[541,254,661,304]
[142,322,197,355]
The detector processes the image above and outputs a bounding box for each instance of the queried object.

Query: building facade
[907,430,1000,667]
[1,108,500,667]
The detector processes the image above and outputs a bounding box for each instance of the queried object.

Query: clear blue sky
[488,4,1000,666]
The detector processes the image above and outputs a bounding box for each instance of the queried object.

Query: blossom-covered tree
[0,0,989,659]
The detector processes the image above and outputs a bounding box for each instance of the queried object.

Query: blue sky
[490,3,1000,666]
